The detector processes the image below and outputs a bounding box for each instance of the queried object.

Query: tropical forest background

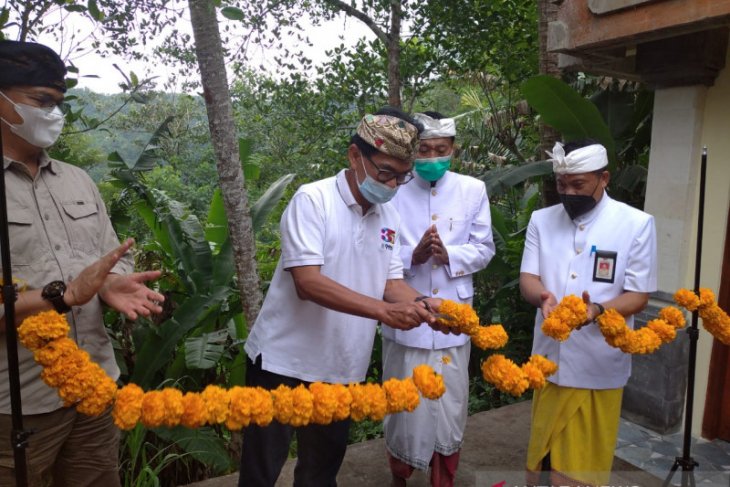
[3,1,653,485]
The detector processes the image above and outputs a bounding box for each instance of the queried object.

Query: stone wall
[622,291,689,434]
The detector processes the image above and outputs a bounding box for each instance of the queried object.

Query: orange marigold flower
[481,354,528,397]
[58,360,102,406]
[290,384,313,427]
[411,364,445,400]
[227,386,255,430]
[521,362,546,389]
[310,382,338,425]
[647,319,676,344]
[331,384,352,422]
[699,302,730,345]
[699,288,716,308]
[113,383,145,430]
[621,327,661,354]
[33,337,77,367]
[596,309,627,338]
[250,387,274,427]
[18,311,70,351]
[160,388,184,428]
[271,384,294,425]
[471,324,508,350]
[348,383,370,422]
[674,289,700,311]
[525,355,557,377]
[77,373,117,416]
[383,377,420,414]
[140,390,166,428]
[659,306,686,329]
[40,349,90,389]
[201,385,229,425]
[180,392,207,429]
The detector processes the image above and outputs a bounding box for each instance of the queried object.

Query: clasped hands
[411,225,449,266]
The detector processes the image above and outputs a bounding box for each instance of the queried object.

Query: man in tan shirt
[0,40,165,486]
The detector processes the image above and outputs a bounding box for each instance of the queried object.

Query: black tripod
[661,147,708,487]
[0,125,32,486]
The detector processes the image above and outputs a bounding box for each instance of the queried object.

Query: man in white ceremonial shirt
[519,140,657,487]
[384,111,495,487]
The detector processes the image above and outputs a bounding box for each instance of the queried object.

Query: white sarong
[382,339,471,470]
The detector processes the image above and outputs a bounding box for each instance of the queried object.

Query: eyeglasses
[364,155,414,185]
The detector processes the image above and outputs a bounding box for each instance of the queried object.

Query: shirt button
[576,248,582,254]
[54,244,61,251]
[431,214,438,221]
[44,214,50,221]
[579,224,585,231]
[431,189,437,196]
[433,288,439,295]
[570,273,577,279]
[432,264,438,269]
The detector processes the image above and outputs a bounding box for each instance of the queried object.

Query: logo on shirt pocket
[380,227,396,250]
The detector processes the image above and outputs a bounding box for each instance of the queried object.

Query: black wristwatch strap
[594,302,605,319]
[415,295,433,312]
[41,280,72,314]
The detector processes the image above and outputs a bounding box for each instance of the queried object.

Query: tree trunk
[538,0,561,206]
[387,0,402,107]
[187,0,262,326]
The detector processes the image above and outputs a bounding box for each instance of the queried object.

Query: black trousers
[238,356,351,487]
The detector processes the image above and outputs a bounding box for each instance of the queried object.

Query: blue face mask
[414,155,451,182]
[357,156,398,204]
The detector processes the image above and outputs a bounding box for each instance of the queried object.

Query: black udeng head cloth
[0,40,67,93]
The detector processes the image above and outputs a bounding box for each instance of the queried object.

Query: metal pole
[663,147,705,487]
[0,127,30,486]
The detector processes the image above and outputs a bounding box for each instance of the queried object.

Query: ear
[347,144,360,171]
[600,170,610,188]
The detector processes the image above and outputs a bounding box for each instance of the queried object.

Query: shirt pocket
[456,282,474,301]
[439,217,470,245]
[7,206,37,267]
[61,199,100,255]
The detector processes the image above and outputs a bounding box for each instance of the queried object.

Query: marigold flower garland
[17,311,446,430]
[540,295,687,354]
[481,354,558,397]
[435,300,508,350]
[435,300,556,397]
[674,288,730,345]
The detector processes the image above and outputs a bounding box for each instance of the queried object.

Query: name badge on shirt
[593,250,617,283]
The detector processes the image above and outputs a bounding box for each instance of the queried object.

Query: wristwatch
[41,280,72,314]
[593,302,606,320]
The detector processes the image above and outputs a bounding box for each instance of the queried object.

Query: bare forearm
[383,279,421,304]
[0,289,58,333]
[290,267,388,322]
[519,272,546,308]
[601,291,650,318]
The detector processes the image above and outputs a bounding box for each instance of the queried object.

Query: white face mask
[0,91,65,148]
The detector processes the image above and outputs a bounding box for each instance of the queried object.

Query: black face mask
[559,193,597,220]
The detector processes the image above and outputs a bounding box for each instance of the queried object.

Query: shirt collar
[412,170,451,189]
[335,168,381,215]
[3,152,60,175]
[573,190,611,225]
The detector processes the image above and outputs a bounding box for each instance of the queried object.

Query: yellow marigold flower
[140,390,166,428]
[621,327,661,354]
[113,383,145,430]
[77,373,117,416]
[201,384,229,425]
[180,393,207,429]
[160,388,184,428]
[348,383,370,422]
[540,316,571,342]
[541,295,588,342]
[383,377,420,414]
[647,319,676,344]
[481,354,528,397]
[40,349,90,389]
[58,360,102,406]
[331,384,352,422]
[290,384,313,427]
[699,288,716,308]
[521,362,546,389]
[18,311,70,351]
[249,387,274,427]
[271,384,294,425]
[227,386,254,430]
[437,300,479,334]
[525,355,557,377]
[596,309,628,338]
[411,364,445,400]
[471,324,508,350]
[674,288,700,311]
[33,337,78,367]
[365,383,388,421]
[310,382,338,425]
[699,303,730,345]
[659,306,686,330]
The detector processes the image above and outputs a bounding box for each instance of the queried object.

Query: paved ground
[187,400,664,487]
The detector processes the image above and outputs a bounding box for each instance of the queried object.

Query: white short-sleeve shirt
[520,193,658,389]
[245,169,404,383]
[384,171,495,349]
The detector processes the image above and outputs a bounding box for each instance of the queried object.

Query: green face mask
[414,156,451,182]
